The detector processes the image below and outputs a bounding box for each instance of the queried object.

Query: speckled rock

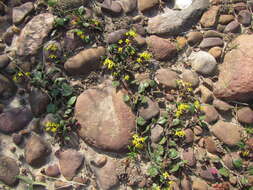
[12,2,34,24]
[0,156,19,186]
[155,68,179,89]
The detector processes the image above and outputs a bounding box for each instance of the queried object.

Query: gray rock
[155,68,179,89]
[190,51,217,75]
[199,37,224,49]
[101,0,122,14]
[147,0,209,35]
[0,107,32,134]
[25,134,51,166]
[182,70,199,87]
[151,125,163,143]
[224,21,241,33]
[0,54,10,69]
[54,0,87,10]
[238,10,252,26]
[107,29,127,44]
[12,2,34,24]
[213,99,232,112]
[139,97,160,120]
[16,13,55,56]
[0,156,19,186]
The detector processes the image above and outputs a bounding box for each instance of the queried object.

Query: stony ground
[0,0,253,190]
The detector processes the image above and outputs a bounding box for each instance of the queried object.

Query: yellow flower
[194,100,201,110]
[25,72,31,77]
[17,72,23,77]
[118,47,123,53]
[176,103,190,117]
[242,150,250,157]
[125,39,131,45]
[45,122,60,133]
[163,172,170,179]
[126,29,137,37]
[80,34,85,40]
[167,181,174,190]
[139,52,152,60]
[132,134,145,149]
[175,130,185,137]
[46,43,58,51]
[103,58,116,70]
[48,54,57,59]
[118,39,123,44]
[124,75,130,81]
[136,58,142,63]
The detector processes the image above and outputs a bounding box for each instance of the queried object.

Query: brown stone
[138,0,159,12]
[219,15,234,25]
[237,107,253,124]
[155,68,179,89]
[200,6,220,28]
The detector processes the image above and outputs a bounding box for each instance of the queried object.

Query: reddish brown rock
[0,156,19,186]
[75,83,135,152]
[155,68,179,89]
[200,6,220,28]
[211,121,243,146]
[237,107,253,124]
[214,35,253,102]
[45,164,60,177]
[219,14,234,24]
[138,0,158,12]
[201,105,219,124]
[204,137,218,154]
[146,35,177,61]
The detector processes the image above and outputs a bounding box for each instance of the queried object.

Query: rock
[181,176,192,190]
[233,2,247,12]
[45,164,60,177]
[175,0,193,9]
[138,0,159,12]
[133,24,146,36]
[75,83,135,152]
[0,156,19,186]
[150,125,163,143]
[200,6,220,28]
[25,134,51,166]
[101,0,122,14]
[222,152,240,170]
[2,26,14,46]
[91,155,107,168]
[117,0,137,13]
[211,121,243,146]
[54,180,72,190]
[199,37,224,49]
[0,54,10,69]
[0,107,32,134]
[29,88,50,117]
[208,46,222,59]
[199,168,216,181]
[139,97,159,120]
[217,24,226,32]
[12,133,23,145]
[203,30,223,38]
[224,21,241,33]
[92,158,119,190]
[187,31,203,46]
[12,2,34,24]
[58,149,84,180]
[204,137,217,154]
[214,35,253,102]
[107,29,127,44]
[194,125,203,136]
[237,107,253,124]
[182,148,196,167]
[155,68,179,89]
[62,29,83,50]
[184,129,194,143]
[147,0,209,35]
[246,138,253,150]
[16,13,55,56]
[238,10,252,26]
[192,178,208,190]
[146,35,177,61]
[54,0,86,10]
[64,47,105,75]
[0,74,16,99]
[190,51,217,75]
[134,34,146,47]
[213,99,232,112]
[219,14,235,24]
[182,70,199,87]
[201,105,219,124]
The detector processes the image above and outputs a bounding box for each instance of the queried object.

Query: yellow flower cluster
[13,72,30,82]
[124,75,130,81]
[194,100,201,110]
[103,58,116,70]
[118,47,123,53]
[163,172,170,179]
[48,54,57,59]
[46,43,58,51]
[132,134,145,149]
[91,19,100,26]
[125,29,137,37]
[45,122,60,133]
[175,130,186,137]
[175,103,190,118]
[75,30,86,40]
[139,52,152,60]
[241,150,250,157]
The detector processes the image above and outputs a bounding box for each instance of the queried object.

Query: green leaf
[123,94,130,102]
[78,6,85,15]
[47,0,57,6]
[16,176,34,185]
[156,145,164,156]
[168,148,179,159]
[240,176,249,185]
[136,117,146,126]
[62,83,73,97]
[233,159,243,169]
[157,117,167,125]
[140,96,148,104]
[172,118,181,126]
[112,81,120,87]
[219,168,230,177]
[247,166,253,175]
[149,80,156,87]
[67,96,77,106]
[147,166,159,177]
[170,163,180,173]
[159,137,166,145]
[47,104,57,113]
